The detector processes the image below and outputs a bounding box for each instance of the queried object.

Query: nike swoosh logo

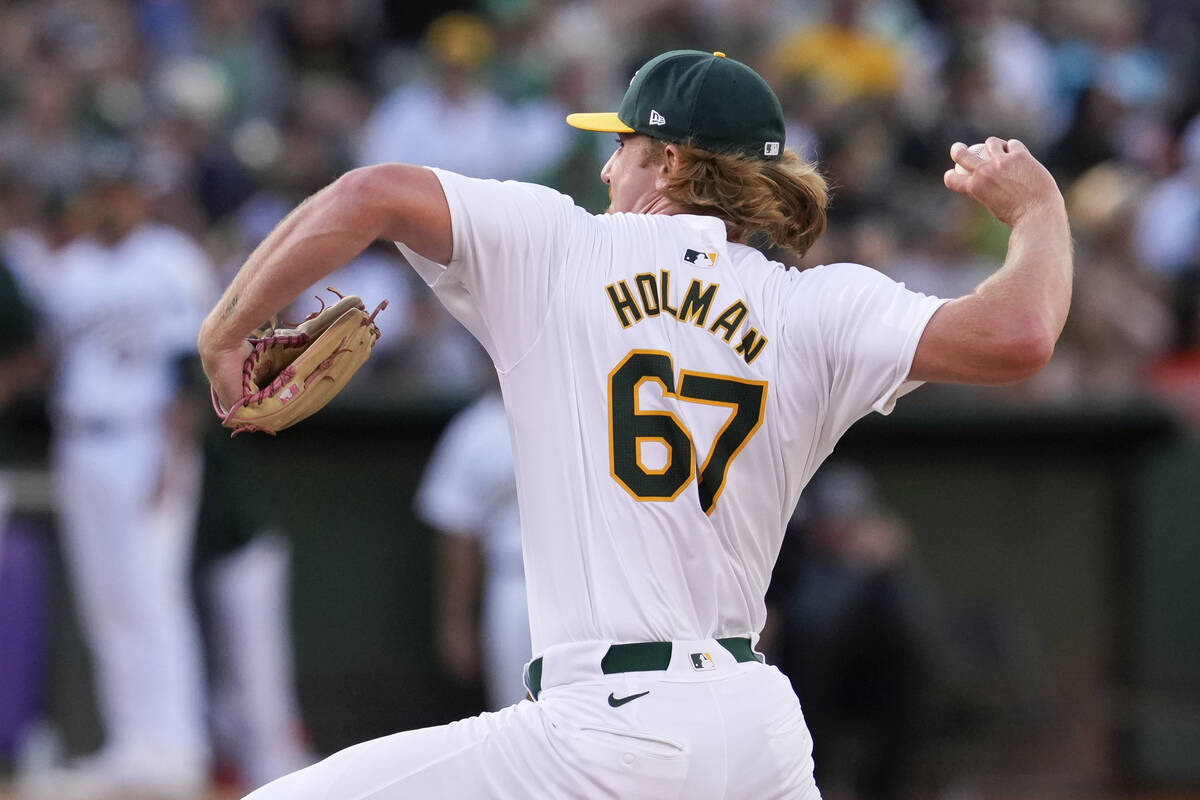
[607,690,650,708]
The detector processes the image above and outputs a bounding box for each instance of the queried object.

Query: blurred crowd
[0,0,1198,797]
[0,0,1195,413]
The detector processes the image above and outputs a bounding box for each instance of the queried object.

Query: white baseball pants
[206,533,314,787]
[52,428,208,770]
[244,638,820,799]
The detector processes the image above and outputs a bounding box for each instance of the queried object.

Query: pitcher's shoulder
[777,261,897,291]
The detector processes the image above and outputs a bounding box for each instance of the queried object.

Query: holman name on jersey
[604,269,768,365]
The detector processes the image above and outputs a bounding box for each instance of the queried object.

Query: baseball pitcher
[199,50,1072,799]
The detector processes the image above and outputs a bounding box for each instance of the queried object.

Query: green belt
[526,637,762,700]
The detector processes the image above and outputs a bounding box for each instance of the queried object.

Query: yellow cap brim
[566,112,634,133]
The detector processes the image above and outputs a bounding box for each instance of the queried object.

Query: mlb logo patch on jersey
[683,249,717,267]
[690,652,716,671]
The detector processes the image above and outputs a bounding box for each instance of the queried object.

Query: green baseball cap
[567,50,785,160]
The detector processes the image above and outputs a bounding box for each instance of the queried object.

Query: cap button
[713,51,726,58]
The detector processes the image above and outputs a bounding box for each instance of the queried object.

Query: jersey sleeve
[394,168,590,370]
[414,405,489,539]
[795,262,948,440]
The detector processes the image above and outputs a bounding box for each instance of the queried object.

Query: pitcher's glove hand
[213,288,387,436]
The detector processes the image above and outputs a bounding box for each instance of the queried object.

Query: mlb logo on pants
[691,652,716,671]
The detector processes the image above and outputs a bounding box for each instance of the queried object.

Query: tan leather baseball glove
[213,288,387,436]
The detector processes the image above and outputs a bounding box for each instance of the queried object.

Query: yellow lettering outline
[678,370,768,515]
[607,350,696,503]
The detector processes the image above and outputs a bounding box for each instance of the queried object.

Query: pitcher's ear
[661,143,680,176]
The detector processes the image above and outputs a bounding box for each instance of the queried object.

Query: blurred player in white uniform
[192,423,317,790]
[29,162,216,798]
[415,389,530,710]
[200,50,1072,798]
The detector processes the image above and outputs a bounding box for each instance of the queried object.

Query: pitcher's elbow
[1002,326,1057,380]
[330,166,381,205]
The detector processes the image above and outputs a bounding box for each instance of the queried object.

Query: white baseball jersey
[398,170,947,656]
[44,224,216,425]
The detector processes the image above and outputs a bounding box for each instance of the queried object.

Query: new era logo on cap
[684,248,717,267]
[649,109,666,126]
